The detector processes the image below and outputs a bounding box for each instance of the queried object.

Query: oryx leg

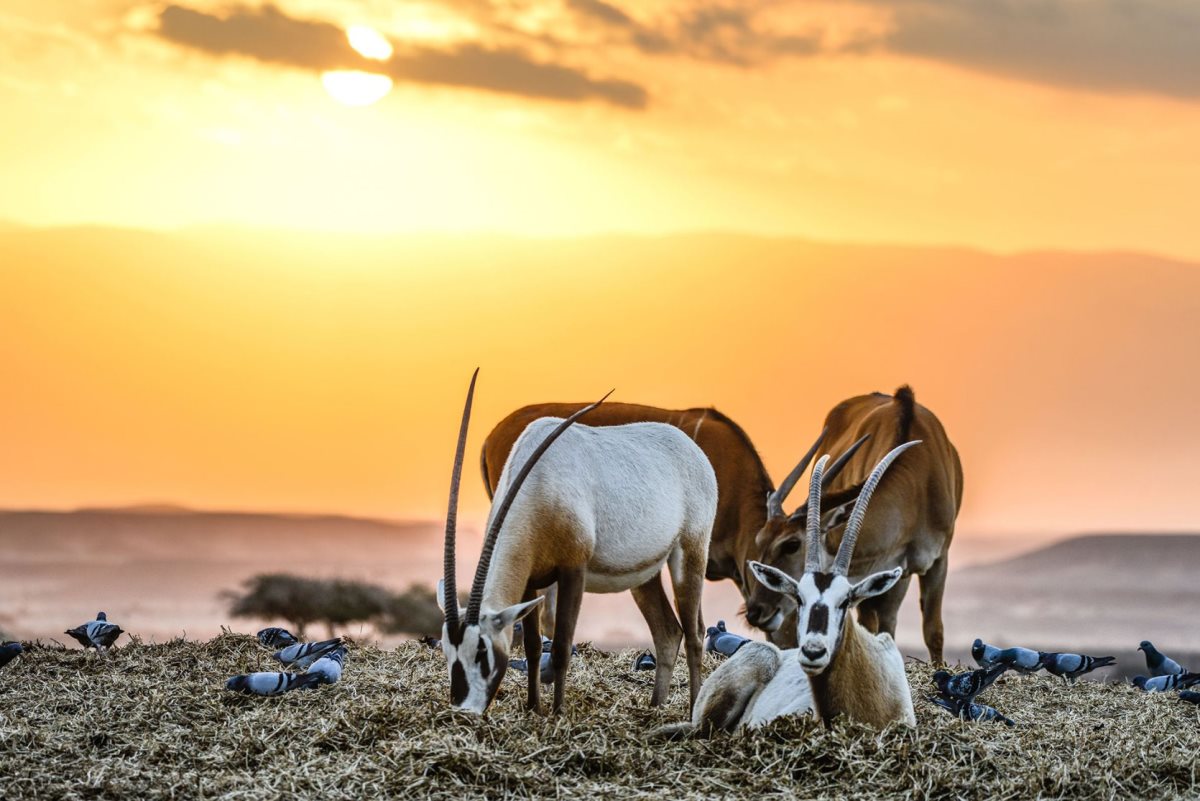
[538,584,558,637]
[521,584,544,713]
[668,541,707,712]
[874,571,912,639]
[551,568,585,715]
[631,571,683,707]
[918,554,948,663]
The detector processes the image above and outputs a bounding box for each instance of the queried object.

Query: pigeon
[306,646,347,685]
[540,637,577,656]
[272,638,343,670]
[225,671,323,696]
[256,627,299,649]
[928,695,1015,726]
[932,664,1008,705]
[1038,652,1116,683]
[972,638,1003,668]
[0,641,22,670]
[509,652,555,685]
[418,635,441,649]
[705,620,751,657]
[994,646,1043,674]
[1132,672,1200,693]
[1178,690,1200,705]
[1139,641,1186,677]
[65,612,124,651]
[633,652,656,671]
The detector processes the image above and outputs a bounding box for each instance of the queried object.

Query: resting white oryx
[660,442,919,736]
[439,371,718,715]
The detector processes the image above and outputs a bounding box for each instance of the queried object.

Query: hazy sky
[3,1,1200,258]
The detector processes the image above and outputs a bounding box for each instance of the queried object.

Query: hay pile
[1,634,1197,800]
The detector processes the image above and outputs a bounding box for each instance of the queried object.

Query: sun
[321,26,394,107]
[321,71,393,107]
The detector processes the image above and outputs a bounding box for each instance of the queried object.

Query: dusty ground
[1,634,1198,800]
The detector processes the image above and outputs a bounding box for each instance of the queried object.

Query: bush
[379,584,444,638]
[224,574,326,636]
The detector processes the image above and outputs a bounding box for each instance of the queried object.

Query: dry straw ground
[1,633,1198,800]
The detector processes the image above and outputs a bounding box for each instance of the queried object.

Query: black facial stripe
[477,641,491,677]
[807,603,829,634]
[812,573,834,592]
[450,660,469,703]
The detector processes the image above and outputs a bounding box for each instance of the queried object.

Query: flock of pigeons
[4,612,1200,720]
[226,628,347,695]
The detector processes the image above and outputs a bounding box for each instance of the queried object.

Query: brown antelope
[660,444,919,737]
[745,387,962,661]
[480,403,863,635]
[439,373,717,714]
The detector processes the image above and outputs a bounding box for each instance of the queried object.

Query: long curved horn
[767,427,826,519]
[832,440,921,576]
[464,391,612,625]
[787,433,871,523]
[804,455,830,573]
[442,368,479,629]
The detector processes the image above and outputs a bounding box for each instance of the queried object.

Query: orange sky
[2,2,1199,539]
[2,227,1199,536]
[2,1,1200,258]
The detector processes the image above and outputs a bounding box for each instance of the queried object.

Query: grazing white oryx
[660,443,919,736]
[439,371,717,715]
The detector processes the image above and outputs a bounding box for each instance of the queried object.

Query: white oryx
[660,442,920,736]
[438,370,718,715]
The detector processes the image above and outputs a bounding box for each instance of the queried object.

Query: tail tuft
[893,386,916,444]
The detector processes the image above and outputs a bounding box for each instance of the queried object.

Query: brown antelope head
[436,370,606,714]
[744,430,871,631]
[747,441,920,674]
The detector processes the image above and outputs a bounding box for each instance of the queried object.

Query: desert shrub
[225,573,326,636]
[378,584,444,637]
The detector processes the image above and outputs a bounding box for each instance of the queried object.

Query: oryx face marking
[441,619,509,715]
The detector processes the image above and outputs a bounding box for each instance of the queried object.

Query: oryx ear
[820,498,856,533]
[435,579,464,617]
[481,596,544,636]
[747,561,801,598]
[849,567,903,605]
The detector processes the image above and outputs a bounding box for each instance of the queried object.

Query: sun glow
[347,25,393,61]
[321,71,393,106]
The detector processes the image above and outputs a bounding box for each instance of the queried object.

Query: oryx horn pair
[441,369,610,629]
[764,428,873,522]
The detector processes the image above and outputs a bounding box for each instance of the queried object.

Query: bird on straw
[1037,652,1117,683]
[306,646,347,685]
[272,638,343,670]
[65,612,124,651]
[705,620,751,658]
[418,635,441,649]
[932,664,1008,706]
[1178,691,1200,706]
[928,695,1015,726]
[1138,641,1186,677]
[633,652,656,672]
[256,627,299,649]
[0,641,22,670]
[225,672,323,696]
[1131,672,1200,693]
[972,638,1003,668]
[509,652,555,685]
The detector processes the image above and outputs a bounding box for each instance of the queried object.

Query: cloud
[870,0,1200,99]
[155,3,647,108]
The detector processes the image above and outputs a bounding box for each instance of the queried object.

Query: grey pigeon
[633,651,656,672]
[928,695,1015,726]
[0,641,22,670]
[65,612,124,651]
[1139,641,1186,677]
[994,646,1043,674]
[540,637,577,656]
[418,635,441,649]
[1132,672,1200,693]
[932,664,1008,705]
[972,638,1003,668]
[306,646,346,685]
[1038,652,1116,683]
[225,671,323,696]
[256,627,299,649]
[1178,690,1200,705]
[509,652,555,685]
[705,620,751,657]
[272,638,343,670]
